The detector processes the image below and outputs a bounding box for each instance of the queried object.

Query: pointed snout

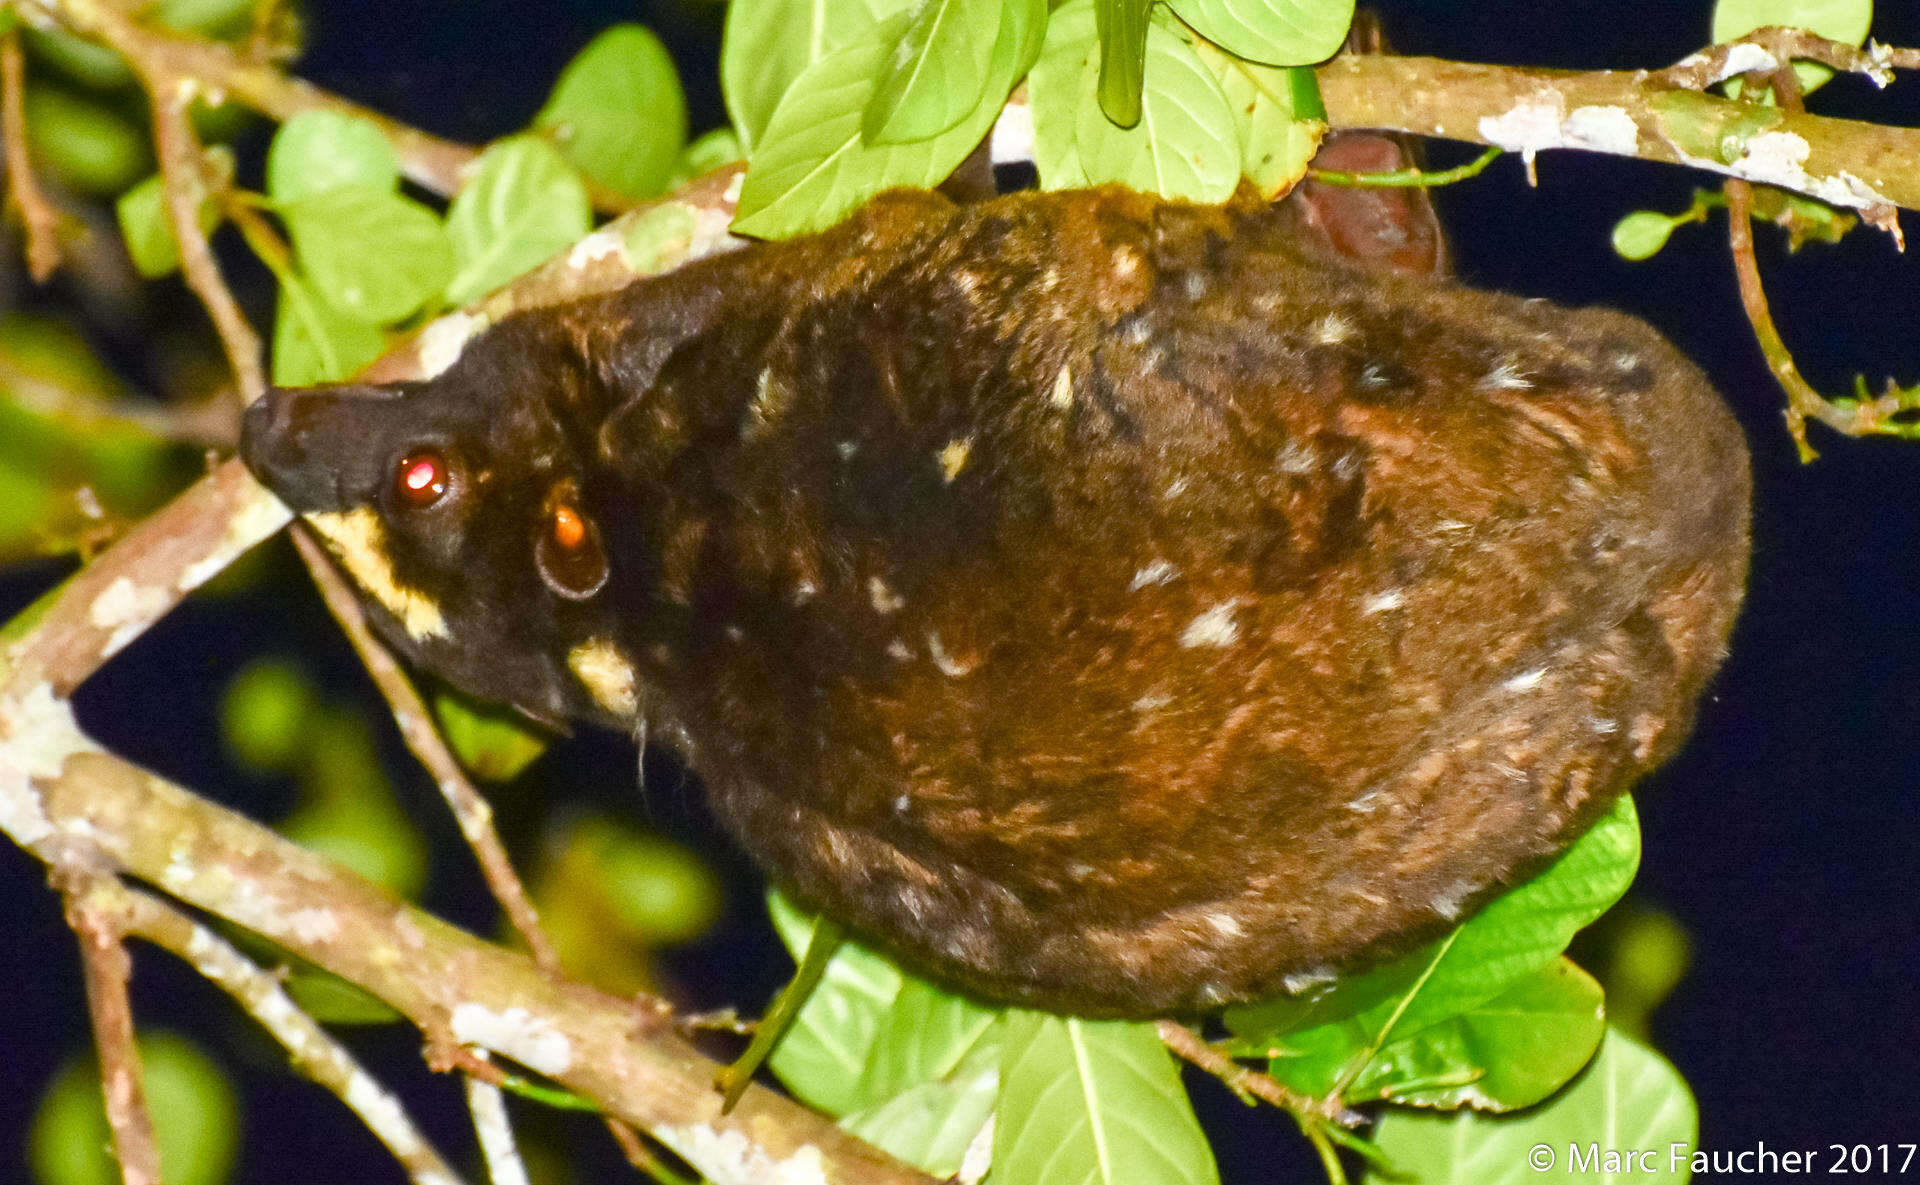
[240,384,402,512]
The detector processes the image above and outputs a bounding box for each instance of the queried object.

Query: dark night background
[2,1,1918,1182]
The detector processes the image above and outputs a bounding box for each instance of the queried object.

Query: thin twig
[2,30,62,281]
[116,886,466,1185]
[65,880,164,1185]
[1722,178,1920,460]
[289,528,562,973]
[144,77,265,404]
[1155,1019,1360,1127]
[19,0,476,197]
[1660,26,1917,90]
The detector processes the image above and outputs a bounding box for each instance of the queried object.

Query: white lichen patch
[1180,602,1241,649]
[1129,560,1177,591]
[0,684,91,847]
[569,637,638,717]
[416,312,487,379]
[653,1124,829,1185]
[179,489,295,591]
[1478,94,1567,164]
[288,907,342,943]
[303,508,449,641]
[1717,42,1782,82]
[566,228,625,271]
[1564,105,1640,155]
[89,576,173,660]
[938,437,972,483]
[448,1004,572,1076]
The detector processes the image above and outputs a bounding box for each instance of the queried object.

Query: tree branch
[64,878,163,1185]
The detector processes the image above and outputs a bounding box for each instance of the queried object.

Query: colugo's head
[240,316,640,729]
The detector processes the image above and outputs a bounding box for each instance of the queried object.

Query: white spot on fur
[1503,668,1547,692]
[790,580,817,606]
[1478,360,1533,390]
[1180,602,1240,649]
[1049,366,1074,409]
[938,437,972,482]
[1204,912,1244,938]
[926,632,975,677]
[1362,589,1404,615]
[1430,880,1476,920]
[1275,440,1319,475]
[868,577,905,614]
[568,638,637,717]
[1163,477,1189,499]
[886,639,913,661]
[1282,966,1336,993]
[448,1005,572,1076]
[1312,312,1354,344]
[1130,560,1177,591]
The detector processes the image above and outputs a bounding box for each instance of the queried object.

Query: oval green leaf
[1613,210,1679,261]
[1028,0,1099,189]
[281,185,454,324]
[271,273,386,386]
[721,0,917,153]
[30,1032,239,1185]
[444,136,592,307]
[863,0,1004,144]
[1352,958,1607,1111]
[1166,0,1355,67]
[1366,1029,1697,1185]
[534,24,687,202]
[1193,40,1325,196]
[115,146,234,279]
[432,688,549,782]
[995,1011,1219,1185]
[266,110,400,204]
[731,11,1009,239]
[1073,16,1239,202]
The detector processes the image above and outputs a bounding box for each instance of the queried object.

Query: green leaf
[731,11,1010,239]
[842,1034,1000,1176]
[1366,1029,1697,1185]
[30,1031,239,1185]
[765,890,906,1115]
[1227,795,1640,1097]
[444,136,592,307]
[280,186,454,324]
[1074,15,1240,202]
[1612,210,1679,261]
[282,709,428,898]
[994,1011,1219,1185]
[864,0,1006,144]
[266,110,400,204]
[721,0,916,153]
[433,688,550,782]
[534,24,687,202]
[24,84,150,195]
[560,817,721,946]
[1165,0,1356,67]
[1028,0,1099,189]
[1352,958,1606,1111]
[1094,0,1151,127]
[1711,0,1872,95]
[1193,40,1325,196]
[856,977,1002,1103]
[114,147,235,279]
[672,126,746,187]
[271,273,386,387]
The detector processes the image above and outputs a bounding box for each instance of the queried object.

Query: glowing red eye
[551,502,588,551]
[396,450,448,507]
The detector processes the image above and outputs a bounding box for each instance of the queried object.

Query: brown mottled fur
[243,186,1750,1016]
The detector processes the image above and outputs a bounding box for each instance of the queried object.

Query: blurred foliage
[30,1031,239,1185]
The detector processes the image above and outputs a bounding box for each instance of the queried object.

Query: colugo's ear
[241,383,410,512]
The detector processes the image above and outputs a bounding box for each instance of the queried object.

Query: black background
[2,2,1917,1182]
